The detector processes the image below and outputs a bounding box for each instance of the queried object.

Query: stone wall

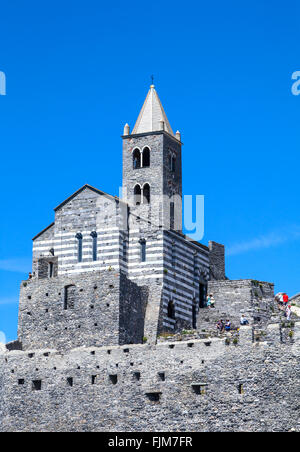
[290,293,300,306]
[18,270,148,351]
[209,241,225,280]
[207,279,275,326]
[1,322,299,432]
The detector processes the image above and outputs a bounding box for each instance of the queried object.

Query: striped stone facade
[26,85,225,346]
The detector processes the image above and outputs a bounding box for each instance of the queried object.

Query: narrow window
[64,285,76,310]
[170,202,175,230]
[122,239,127,261]
[49,262,54,278]
[49,248,55,256]
[67,377,73,387]
[32,380,42,391]
[140,239,146,262]
[76,233,83,262]
[133,149,141,169]
[142,147,150,167]
[134,185,141,205]
[91,375,97,385]
[167,300,175,319]
[134,372,141,381]
[91,231,97,261]
[238,384,244,394]
[171,155,176,172]
[18,379,25,385]
[143,183,150,204]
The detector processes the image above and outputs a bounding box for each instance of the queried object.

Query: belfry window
[140,239,146,262]
[143,184,150,204]
[167,300,175,320]
[142,147,150,167]
[91,231,97,261]
[76,233,83,263]
[133,149,141,169]
[134,185,141,205]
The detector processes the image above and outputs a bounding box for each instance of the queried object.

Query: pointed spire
[132,85,174,136]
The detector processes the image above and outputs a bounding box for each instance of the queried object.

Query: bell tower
[122,84,183,231]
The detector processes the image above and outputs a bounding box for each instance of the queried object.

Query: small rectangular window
[32,380,42,391]
[109,374,118,385]
[158,372,165,381]
[238,384,244,394]
[192,384,206,395]
[140,240,146,262]
[67,377,73,387]
[18,379,25,385]
[91,375,97,385]
[146,392,161,402]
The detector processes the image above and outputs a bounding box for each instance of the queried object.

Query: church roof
[53,184,124,212]
[132,85,174,136]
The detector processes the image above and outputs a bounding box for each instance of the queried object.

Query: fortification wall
[209,241,225,280]
[207,279,275,326]
[18,270,148,351]
[1,323,299,432]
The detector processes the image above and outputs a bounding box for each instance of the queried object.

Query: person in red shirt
[283,293,289,305]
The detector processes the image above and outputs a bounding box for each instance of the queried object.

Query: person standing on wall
[286,304,292,321]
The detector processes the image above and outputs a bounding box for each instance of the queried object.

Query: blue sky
[1,0,300,342]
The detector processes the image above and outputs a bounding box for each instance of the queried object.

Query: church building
[18,85,225,350]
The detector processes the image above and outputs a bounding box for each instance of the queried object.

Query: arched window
[91,231,97,261]
[167,300,175,319]
[140,239,146,262]
[133,149,141,169]
[64,285,76,310]
[143,183,150,204]
[76,233,83,263]
[142,147,150,167]
[134,185,141,205]
[170,154,176,172]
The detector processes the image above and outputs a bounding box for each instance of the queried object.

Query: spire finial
[150,74,154,88]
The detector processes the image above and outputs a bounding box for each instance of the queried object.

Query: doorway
[199,282,207,309]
